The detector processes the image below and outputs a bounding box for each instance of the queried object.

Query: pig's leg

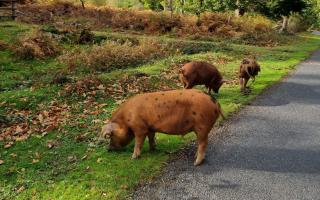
[252,76,256,82]
[240,78,245,91]
[194,130,208,166]
[185,82,192,89]
[132,130,147,159]
[244,77,249,88]
[148,132,156,151]
[185,77,194,89]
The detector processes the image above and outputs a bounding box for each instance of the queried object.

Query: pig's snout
[108,142,121,151]
[108,144,116,151]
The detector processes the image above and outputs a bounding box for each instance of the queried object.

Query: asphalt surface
[131,49,320,200]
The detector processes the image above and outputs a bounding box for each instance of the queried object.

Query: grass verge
[1,21,320,200]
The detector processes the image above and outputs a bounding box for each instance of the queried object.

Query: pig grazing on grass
[239,58,261,92]
[179,61,226,94]
[100,89,225,166]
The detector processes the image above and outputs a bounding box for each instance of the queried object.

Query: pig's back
[122,89,217,134]
[183,62,218,83]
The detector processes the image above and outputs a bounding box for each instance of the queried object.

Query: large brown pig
[239,58,261,92]
[179,61,226,94]
[100,89,225,166]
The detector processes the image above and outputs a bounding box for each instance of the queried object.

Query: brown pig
[179,61,226,94]
[239,58,261,91]
[100,89,225,166]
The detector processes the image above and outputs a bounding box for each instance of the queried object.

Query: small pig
[100,89,225,166]
[239,58,261,91]
[179,61,226,94]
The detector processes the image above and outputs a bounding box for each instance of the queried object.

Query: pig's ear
[257,65,261,72]
[221,79,228,84]
[100,122,119,139]
[241,59,250,64]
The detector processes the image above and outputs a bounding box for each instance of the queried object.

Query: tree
[300,0,320,28]
[177,0,185,13]
[169,0,173,17]
[80,0,85,9]
[138,0,163,10]
[267,0,306,32]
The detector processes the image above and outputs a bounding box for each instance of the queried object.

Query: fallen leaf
[116,100,124,105]
[15,126,24,135]
[67,155,77,163]
[81,155,88,160]
[35,152,40,159]
[98,103,108,108]
[16,186,25,193]
[8,167,15,173]
[92,119,102,124]
[4,142,13,149]
[89,110,103,115]
[43,110,49,117]
[120,184,128,190]
[32,159,39,164]
[97,158,102,163]
[44,124,57,132]
[10,153,17,158]
[38,114,44,124]
[46,140,55,149]
[75,133,89,142]
[15,135,28,142]
[41,132,48,137]
[97,84,105,90]
[0,160,4,165]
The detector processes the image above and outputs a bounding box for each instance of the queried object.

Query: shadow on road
[252,81,320,107]
[208,145,320,174]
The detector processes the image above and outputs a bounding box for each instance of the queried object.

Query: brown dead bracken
[179,61,226,94]
[239,58,261,91]
[100,89,225,166]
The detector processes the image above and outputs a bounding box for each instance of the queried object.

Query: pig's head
[100,122,133,150]
[251,60,261,76]
[211,79,227,93]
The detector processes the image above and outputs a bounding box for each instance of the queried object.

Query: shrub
[16,2,279,46]
[287,13,307,33]
[77,28,95,44]
[41,24,95,44]
[13,30,61,59]
[0,40,10,51]
[165,40,217,54]
[59,39,169,72]
[63,75,103,95]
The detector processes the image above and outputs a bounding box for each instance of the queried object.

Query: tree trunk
[169,0,173,18]
[196,0,204,26]
[179,0,185,14]
[200,0,203,7]
[235,0,240,17]
[80,0,85,9]
[279,16,288,33]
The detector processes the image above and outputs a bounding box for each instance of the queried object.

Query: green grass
[1,21,320,200]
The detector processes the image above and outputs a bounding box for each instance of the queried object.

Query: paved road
[131,49,320,200]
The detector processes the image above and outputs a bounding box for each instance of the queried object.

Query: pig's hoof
[241,89,250,95]
[149,147,156,152]
[194,159,204,166]
[131,154,140,160]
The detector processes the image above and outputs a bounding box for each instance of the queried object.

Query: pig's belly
[152,118,193,135]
